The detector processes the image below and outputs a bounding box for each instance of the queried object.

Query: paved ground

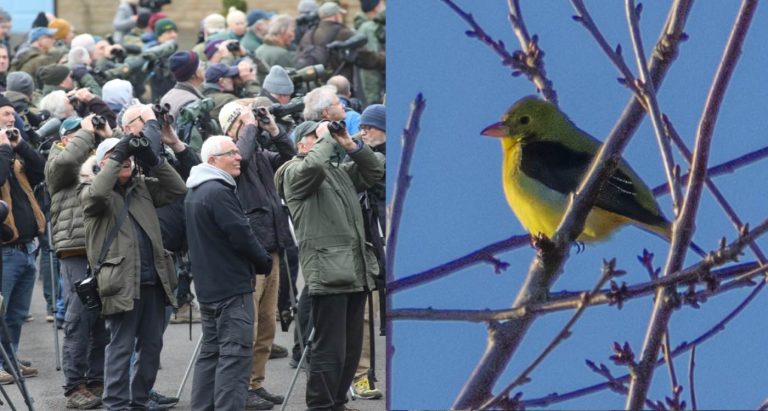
[1,277,386,410]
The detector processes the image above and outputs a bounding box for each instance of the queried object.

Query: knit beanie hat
[154,18,177,37]
[169,50,199,81]
[0,95,13,110]
[218,101,245,135]
[31,12,49,28]
[246,10,274,27]
[39,64,71,86]
[263,65,294,95]
[203,13,226,34]
[6,72,35,97]
[361,0,381,13]
[360,104,385,131]
[48,18,72,40]
[204,39,224,60]
[148,12,169,31]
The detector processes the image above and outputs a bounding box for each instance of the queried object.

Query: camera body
[75,274,101,311]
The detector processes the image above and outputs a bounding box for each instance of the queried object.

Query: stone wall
[55,0,360,48]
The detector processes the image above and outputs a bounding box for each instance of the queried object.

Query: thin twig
[441,0,557,103]
[480,261,620,409]
[625,0,682,209]
[521,280,766,408]
[385,93,426,411]
[689,346,697,411]
[628,2,759,408]
[388,235,529,294]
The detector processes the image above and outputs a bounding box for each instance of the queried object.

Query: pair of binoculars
[129,132,150,149]
[328,120,347,135]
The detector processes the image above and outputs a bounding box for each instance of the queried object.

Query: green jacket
[255,42,296,70]
[201,84,237,121]
[275,135,384,295]
[240,30,262,53]
[45,128,97,256]
[357,14,385,104]
[11,46,55,89]
[79,156,186,315]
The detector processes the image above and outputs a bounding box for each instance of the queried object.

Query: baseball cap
[28,27,57,43]
[292,121,319,144]
[95,138,120,163]
[318,2,346,18]
[205,63,239,83]
[59,116,82,136]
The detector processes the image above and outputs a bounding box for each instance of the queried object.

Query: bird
[481,95,704,255]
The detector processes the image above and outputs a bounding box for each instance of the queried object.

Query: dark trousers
[306,292,366,411]
[103,285,166,410]
[38,230,60,315]
[292,285,312,362]
[61,256,109,393]
[191,293,254,411]
[277,245,299,315]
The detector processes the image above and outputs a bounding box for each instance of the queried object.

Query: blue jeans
[1,242,37,367]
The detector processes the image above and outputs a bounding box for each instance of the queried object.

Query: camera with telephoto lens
[111,47,126,60]
[3,128,19,141]
[269,97,305,122]
[295,11,319,29]
[328,120,346,136]
[327,33,368,52]
[287,64,325,85]
[129,132,150,149]
[75,272,101,311]
[152,103,172,126]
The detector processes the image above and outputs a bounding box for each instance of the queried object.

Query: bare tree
[388,1,768,409]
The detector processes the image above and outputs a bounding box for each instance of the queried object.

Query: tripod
[280,327,314,411]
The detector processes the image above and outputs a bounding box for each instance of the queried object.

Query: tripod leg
[0,379,17,411]
[0,317,34,411]
[281,250,303,355]
[280,327,314,411]
[366,291,377,388]
[175,331,203,399]
[47,222,61,371]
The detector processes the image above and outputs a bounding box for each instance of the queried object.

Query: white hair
[226,7,246,26]
[302,86,337,121]
[68,47,91,66]
[266,15,295,40]
[71,34,96,53]
[201,135,233,164]
[39,90,71,119]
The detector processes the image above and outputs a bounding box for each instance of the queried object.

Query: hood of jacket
[79,155,98,184]
[187,163,236,189]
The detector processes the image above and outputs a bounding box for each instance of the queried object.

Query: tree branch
[627,2,759,408]
[689,346,697,411]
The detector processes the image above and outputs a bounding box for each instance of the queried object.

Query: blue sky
[388,1,768,409]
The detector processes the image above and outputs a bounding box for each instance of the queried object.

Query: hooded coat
[184,163,272,304]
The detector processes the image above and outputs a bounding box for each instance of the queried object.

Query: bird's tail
[642,221,707,258]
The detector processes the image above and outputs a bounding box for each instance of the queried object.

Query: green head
[481,96,573,147]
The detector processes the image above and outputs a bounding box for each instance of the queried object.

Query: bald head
[327,75,350,97]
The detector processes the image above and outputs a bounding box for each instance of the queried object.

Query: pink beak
[481,121,506,138]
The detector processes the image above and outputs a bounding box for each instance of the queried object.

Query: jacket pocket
[163,251,178,291]
[96,256,126,298]
[313,245,357,287]
[245,207,277,252]
[364,242,380,280]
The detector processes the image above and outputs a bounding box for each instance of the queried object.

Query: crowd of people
[0,0,386,409]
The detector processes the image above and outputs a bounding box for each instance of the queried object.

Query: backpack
[294,24,344,69]
[175,98,222,152]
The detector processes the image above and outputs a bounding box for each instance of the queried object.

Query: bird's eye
[519,116,530,125]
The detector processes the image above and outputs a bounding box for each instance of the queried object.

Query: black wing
[520,140,667,227]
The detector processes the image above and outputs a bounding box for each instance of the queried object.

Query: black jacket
[0,141,46,243]
[185,165,272,304]
[235,124,296,252]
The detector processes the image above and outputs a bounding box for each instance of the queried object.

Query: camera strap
[93,188,134,273]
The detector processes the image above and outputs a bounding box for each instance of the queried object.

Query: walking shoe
[351,375,382,400]
[46,314,55,322]
[24,314,33,322]
[150,389,179,406]
[245,389,274,410]
[252,387,284,404]
[269,343,288,359]
[14,363,38,378]
[87,383,103,398]
[169,303,201,324]
[65,384,102,409]
[17,358,31,367]
[0,370,14,385]
[146,399,172,410]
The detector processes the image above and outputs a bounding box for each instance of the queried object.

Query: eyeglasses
[212,149,241,158]
[125,115,145,127]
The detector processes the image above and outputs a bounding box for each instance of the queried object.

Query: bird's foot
[574,241,586,254]
[531,232,556,254]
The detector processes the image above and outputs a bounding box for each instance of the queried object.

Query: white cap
[218,101,245,136]
[95,138,120,163]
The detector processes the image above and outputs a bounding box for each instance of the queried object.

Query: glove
[71,65,88,82]
[109,134,133,163]
[133,141,160,169]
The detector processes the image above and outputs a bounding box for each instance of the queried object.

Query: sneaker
[0,370,14,385]
[24,314,33,322]
[169,303,201,324]
[87,383,103,398]
[65,384,102,409]
[351,375,382,400]
[15,363,38,378]
[146,399,172,411]
[150,389,179,406]
[269,343,288,359]
[46,314,55,323]
[252,387,284,404]
[245,390,274,410]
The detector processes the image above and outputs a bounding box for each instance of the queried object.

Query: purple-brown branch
[628,2,759,408]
